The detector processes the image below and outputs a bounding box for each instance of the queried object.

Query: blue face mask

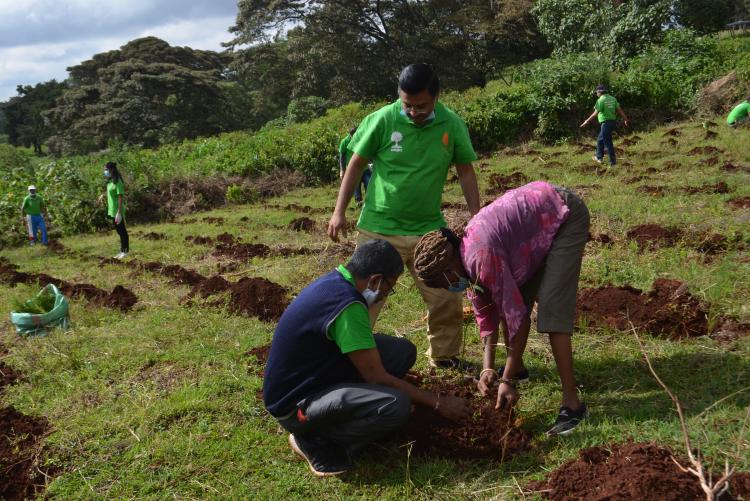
[448,276,471,293]
[104,169,111,178]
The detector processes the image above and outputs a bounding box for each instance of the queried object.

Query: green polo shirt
[727,101,750,124]
[327,265,376,353]
[107,180,126,218]
[595,94,619,122]
[348,100,477,235]
[21,195,45,216]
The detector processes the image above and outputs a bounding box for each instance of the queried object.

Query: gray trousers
[277,334,415,455]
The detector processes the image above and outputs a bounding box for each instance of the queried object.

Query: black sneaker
[547,403,587,436]
[497,365,530,384]
[288,434,351,477]
[429,357,477,374]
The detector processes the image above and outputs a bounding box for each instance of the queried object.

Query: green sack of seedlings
[10,284,70,336]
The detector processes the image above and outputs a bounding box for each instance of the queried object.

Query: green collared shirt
[327,265,376,353]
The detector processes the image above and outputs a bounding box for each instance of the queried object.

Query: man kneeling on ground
[263,239,471,477]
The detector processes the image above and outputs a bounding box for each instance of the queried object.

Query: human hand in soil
[496,382,519,410]
[437,395,472,422]
[477,370,498,396]
[327,213,347,241]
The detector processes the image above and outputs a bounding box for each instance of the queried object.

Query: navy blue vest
[263,270,367,417]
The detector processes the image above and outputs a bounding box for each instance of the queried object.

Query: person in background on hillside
[98,162,129,259]
[263,239,471,477]
[727,97,750,128]
[338,126,371,204]
[580,84,629,167]
[413,181,590,436]
[20,185,48,246]
[327,63,481,371]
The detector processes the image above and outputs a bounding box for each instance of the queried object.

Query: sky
[0,0,240,101]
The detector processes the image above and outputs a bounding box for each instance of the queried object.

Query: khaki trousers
[357,228,463,361]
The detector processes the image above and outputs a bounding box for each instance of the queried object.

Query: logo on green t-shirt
[390,131,403,152]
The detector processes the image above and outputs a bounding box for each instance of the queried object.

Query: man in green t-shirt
[580,84,629,166]
[727,97,750,128]
[20,185,48,246]
[338,126,371,204]
[327,63,481,370]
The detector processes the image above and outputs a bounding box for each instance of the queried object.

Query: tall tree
[0,80,67,153]
[44,37,250,155]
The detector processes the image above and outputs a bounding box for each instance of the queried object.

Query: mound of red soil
[662,160,681,171]
[225,277,289,321]
[588,233,614,245]
[215,232,236,245]
[705,129,718,140]
[727,196,750,209]
[683,181,730,194]
[390,376,530,460]
[160,265,206,286]
[142,232,166,240]
[45,240,66,253]
[213,242,271,260]
[663,128,681,137]
[201,216,225,225]
[0,406,53,501]
[185,274,231,300]
[525,441,749,501]
[721,161,750,173]
[712,320,750,343]
[626,224,682,250]
[688,146,722,156]
[61,283,108,302]
[245,344,270,376]
[102,285,138,312]
[576,279,708,339]
[662,138,679,148]
[0,362,21,389]
[288,217,315,232]
[700,156,720,167]
[485,171,529,196]
[637,185,667,197]
[694,233,729,256]
[185,235,214,245]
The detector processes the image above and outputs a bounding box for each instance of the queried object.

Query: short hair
[398,64,440,97]
[413,228,460,282]
[595,84,606,93]
[346,239,404,279]
[348,126,358,136]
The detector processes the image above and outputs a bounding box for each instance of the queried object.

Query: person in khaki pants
[327,63,480,369]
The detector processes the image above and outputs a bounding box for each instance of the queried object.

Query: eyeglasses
[401,101,434,113]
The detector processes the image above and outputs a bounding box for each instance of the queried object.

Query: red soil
[636,185,667,196]
[245,344,271,376]
[623,175,649,184]
[727,196,750,209]
[525,441,749,501]
[142,232,166,240]
[700,156,720,166]
[390,376,530,460]
[225,277,289,321]
[288,217,315,232]
[0,362,21,388]
[663,138,679,148]
[683,181,730,194]
[159,264,206,286]
[576,279,708,339]
[711,320,750,343]
[213,242,271,260]
[705,128,718,139]
[0,407,53,501]
[184,274,231,300]
[588,233,614,245]
[201,216,225,225]
[721,161,750,173]
[663,128,681,137]
[216,232,236,245]
[184,235,214,245]
[485,171,529,196]
[626,224,682,250]
[102,285,139,312]
[688,146,722,156]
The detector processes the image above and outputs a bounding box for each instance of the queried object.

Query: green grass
[1,119,749,499]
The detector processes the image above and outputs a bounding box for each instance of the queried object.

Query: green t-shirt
[327,265,376,353]
[348,100,477,235]
[595,94,619,122]
[107,180,126,218]
[727,101,750,124]
[21,195,44,215]
[339,134,353,172]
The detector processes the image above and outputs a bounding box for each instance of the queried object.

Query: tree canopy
[0,80,67,153]
[43,37,249,155]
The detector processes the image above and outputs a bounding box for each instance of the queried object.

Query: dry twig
[630,322,735,501]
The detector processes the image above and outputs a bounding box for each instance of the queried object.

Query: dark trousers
[596,120,617,165]
[277,333,416,455]
[112,218,129,252]
[353,168,372,203]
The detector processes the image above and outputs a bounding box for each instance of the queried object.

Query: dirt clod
[288,217,315,232]
[185,235,214,245]
[525,441,749,501]
[185,274,231,300]
[213,242,271,260]
[389,376,529,460]
[0,406,53,501]
[142,232,167,240]
[485,171,529,196]
[225,277,289,321]
[626,224,682,250]
[727,196,750,209]
[683,182,730,194]
[102,285,138,312]
[576,279,708,339]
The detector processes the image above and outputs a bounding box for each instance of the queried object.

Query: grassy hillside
[1,119,748,498]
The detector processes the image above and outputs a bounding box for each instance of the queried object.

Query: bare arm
[348,348,471,421]
[455,163,480,216]
[117,195,123,213]
[580,109,598,128]
[477,329,500,395]
[327,153,369,241]
[617,106,629,126]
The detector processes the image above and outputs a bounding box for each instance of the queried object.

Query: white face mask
[361,277,382,307]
